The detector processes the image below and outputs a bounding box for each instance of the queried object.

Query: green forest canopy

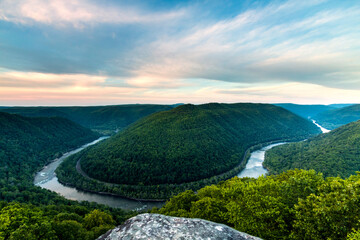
[154,169,360,240]
[2,105,360,239]
[0,112,132,239]
[76,103,320,186]
[264,120,360,178]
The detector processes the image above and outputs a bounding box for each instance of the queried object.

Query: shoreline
[57,134,313,201]
[56,177,166,202]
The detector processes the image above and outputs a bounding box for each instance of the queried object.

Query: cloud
[127,1,360,89]
[0,0,185,27]
[0,69,144,105]
[1,69,359,106]
[216,82,360,104]
[0,70,107,88]
[1,0,360,105]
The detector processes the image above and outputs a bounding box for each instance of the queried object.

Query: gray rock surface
[98,213,262,240]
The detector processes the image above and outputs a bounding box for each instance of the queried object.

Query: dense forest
[4,104,359,239]
[0,112,100,183]
[57,103,320,199]
[264,120,360,178]
[0,112,133,239]
[0,104,174,134]
[313,104,360,130]
[0,202,134,240]
[154,169,360,240]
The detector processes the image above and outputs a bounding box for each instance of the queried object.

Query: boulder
[98,213,262,240]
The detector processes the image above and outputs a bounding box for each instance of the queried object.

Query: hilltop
[58,103,320,197]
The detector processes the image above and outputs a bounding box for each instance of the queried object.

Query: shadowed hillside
[275,103,336,119]
[313,104,360,130]
[0,112,99,182]
[1,105,174,134]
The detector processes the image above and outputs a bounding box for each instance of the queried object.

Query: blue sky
[0,0,359,105]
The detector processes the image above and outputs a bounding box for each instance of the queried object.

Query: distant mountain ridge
[274,103,354,119]
[313,104,360,130]
[0,104,174,133]
[264,119,360,178]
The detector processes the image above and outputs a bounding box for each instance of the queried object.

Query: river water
[311,120,330,133]
[34,137,164,211]
[34,120,330,209]
[237,120,330,179]
[237,143,286,178]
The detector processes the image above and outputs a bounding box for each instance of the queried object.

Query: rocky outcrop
[98,213,262,240]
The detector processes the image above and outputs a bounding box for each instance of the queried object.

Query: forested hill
[275,103,336,119]
[264,120,360,178]
[0,112,99,182]
[78,103,320,186]
[0,104,173,134]
[313,104,360,130]
[0,113,134,239]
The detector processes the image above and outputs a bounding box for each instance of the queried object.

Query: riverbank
[34,137,164,210]
[34,119,329,208]
[237,120,331,179]
[238,142,287,178]
[56,133,314,201]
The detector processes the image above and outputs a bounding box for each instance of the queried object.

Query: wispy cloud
[217,82,360,104]
[0,70,107,88]
[0,0,360,105]
[0,69,143,105]
[1,68,359,106]
[128,1,360,89]
[0,0,185,28]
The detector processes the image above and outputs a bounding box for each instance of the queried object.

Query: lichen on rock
[98,213,262,240]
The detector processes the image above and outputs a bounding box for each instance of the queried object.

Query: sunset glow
[1,0,359,105]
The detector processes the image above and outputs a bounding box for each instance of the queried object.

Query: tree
[83,210,115,230]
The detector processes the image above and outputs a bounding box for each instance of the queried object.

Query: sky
[0,0,359,106]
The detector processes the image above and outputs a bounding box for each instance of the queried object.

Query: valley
[2,1,360,238]
[1,102,359,240]
[54,103,320,199]
[313,104,360,130]
[34,136,163,210]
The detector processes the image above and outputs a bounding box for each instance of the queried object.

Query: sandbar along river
[34,136,164,211]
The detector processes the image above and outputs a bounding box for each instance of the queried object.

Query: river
[311,119,331,133]
[34,137,164,211]
[34,120,330,209]
[237,143,286,178]
[237,120,330,179]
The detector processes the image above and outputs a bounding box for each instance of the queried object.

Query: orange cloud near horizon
[1,69,360,106]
